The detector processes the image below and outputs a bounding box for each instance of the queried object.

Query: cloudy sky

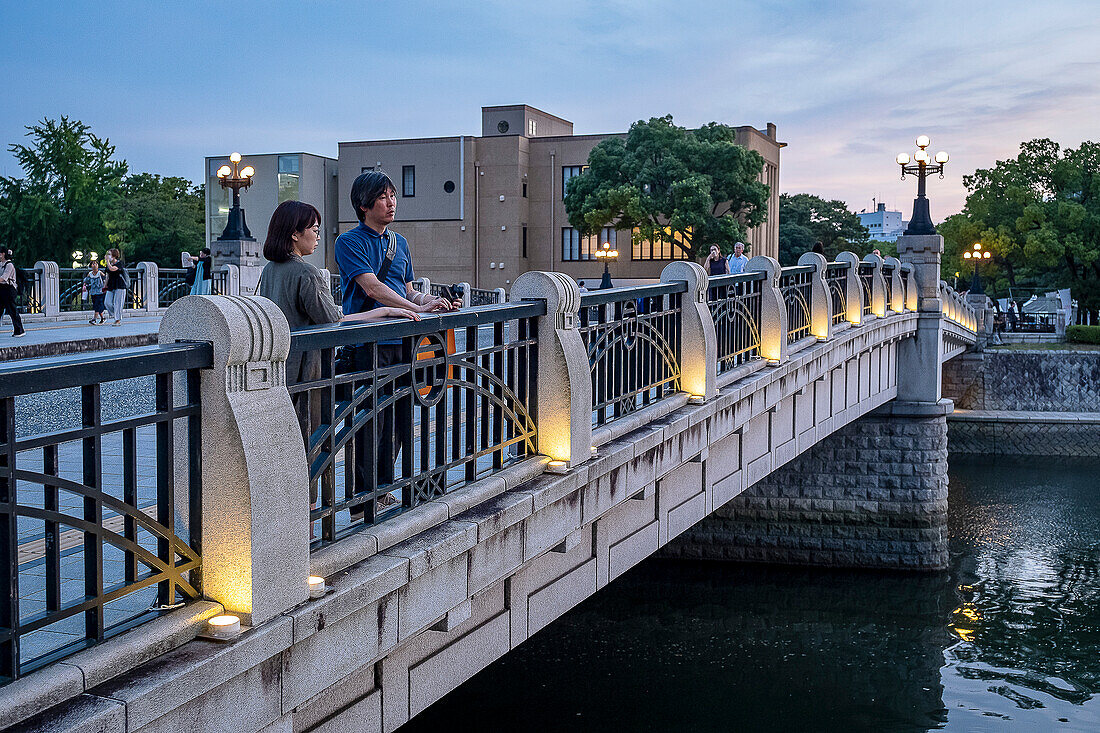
[2,0,1097,219]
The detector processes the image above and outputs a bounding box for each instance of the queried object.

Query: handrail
[579,280,686,306]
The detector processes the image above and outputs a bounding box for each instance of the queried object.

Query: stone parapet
[948,409,1100,456]
[943,349,1100,412]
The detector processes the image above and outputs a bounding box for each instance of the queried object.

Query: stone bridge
[0,235,978,732]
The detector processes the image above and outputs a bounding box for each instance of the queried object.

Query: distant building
[858,202,908,242]
[204,105,784,288]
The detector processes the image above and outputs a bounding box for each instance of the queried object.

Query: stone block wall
[667,412,949,570]
[948,415,1100,456]
[942,350,1100,411]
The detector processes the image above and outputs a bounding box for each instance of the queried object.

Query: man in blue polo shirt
[335,171,459,517]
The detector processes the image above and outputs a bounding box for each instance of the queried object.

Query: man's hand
[418,296,461,313]
[380,307,420,321]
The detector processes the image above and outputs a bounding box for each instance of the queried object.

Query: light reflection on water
[403,456,1100,732]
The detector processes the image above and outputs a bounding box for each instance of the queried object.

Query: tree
[0,116,126,265]
[777,193,869,265]
[563,115,770,258]
[106,174,205,264]
[948,138,1100,310]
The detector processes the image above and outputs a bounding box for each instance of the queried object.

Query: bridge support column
[160,295,310,625]
[896,234,945,404]
[668,404,950,570]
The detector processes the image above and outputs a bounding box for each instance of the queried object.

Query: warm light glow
[229,152,242,163]
[915,135,930,149]
[896,153,910,165]
[308,576,326,599]
[546,459,569,474]
[217,165,231,178]
[983,251,991,258]
[963,252,972,259]
[688,394,706,405]
[973,243,981,250]
[935,151,949,164]
[240,166,255,178]
[914,150,929,163]
[207,614,242,638]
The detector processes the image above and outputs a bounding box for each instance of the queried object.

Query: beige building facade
[205,105,782,288]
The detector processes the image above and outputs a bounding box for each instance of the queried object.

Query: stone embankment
[943,349,1100,456]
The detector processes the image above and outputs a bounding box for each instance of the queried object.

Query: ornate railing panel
[330,273,343,306]
[0,343,210,684]
[158,268,192,308]
[579,283,683,427]
[470,288,500,307]
[780,266,814,344]
[859,262,874,317]
[15,269,42,315]
[58,269,89,313]
[882,262,895,311]
[707,272,764,373]
[826,262,849,325]
[211,269,229,296]
[288,304,542,546]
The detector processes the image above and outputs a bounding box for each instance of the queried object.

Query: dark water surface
[404,456,1100,732]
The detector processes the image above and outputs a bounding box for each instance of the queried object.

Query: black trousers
[350,343,412,500]
[0,285,24,335]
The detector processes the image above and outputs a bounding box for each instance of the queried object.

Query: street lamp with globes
[216,152,256,241]
[594,240,619,289]
[896,135,949,235]
[962,242,992,294]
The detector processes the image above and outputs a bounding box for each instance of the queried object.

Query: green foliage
[563,115,769,258]
[0,117,205,268]
[1067,325,1100,344]
[777,193,869,265]
[942,138,1100,311]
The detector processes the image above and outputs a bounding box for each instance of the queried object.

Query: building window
[277,155,300,203]
[522,182,528,198]
[402,166,415,197]
[631,228,692,261]
[522,225,528,258]
[443,180,455,193]
[528,118,537,136]
[561,226,615,261]
[562,165,588,199]
[207,159,230,238]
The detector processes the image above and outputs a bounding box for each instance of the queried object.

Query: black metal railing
[826,262,849,325]
[158,268,192,308]
[579,284,683,427]
[287,304,542,546]
[211,269,229,296]
[707,272,764,373]
[470,288,500,307]
[0,343,210,684]
[780,266,814,344]
[859,263,874,317]
[15,269,42,315]
[882,262,895,311]
[330,273,343,306]
[58,269,90,313]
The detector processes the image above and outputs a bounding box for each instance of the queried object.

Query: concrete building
[204,105,783,289]
[204,152,338,272]
[858,202,908,242]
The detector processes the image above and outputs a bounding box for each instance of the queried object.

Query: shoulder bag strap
[376,230,399,282]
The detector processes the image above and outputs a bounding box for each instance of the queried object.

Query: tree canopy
[777,193,869,265]
[563,115,770,259]
[0,117,205,267]
[941,138,1100,311]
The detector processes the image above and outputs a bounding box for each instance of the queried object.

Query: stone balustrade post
[33,260,59,317]
[943,282,957,324]
[883,257,904,313]
[493,287,507,304]
[900,263,918,311]
[834,251,864,326]
[137,261,159,311]
[796,251,831,340]
[746,255,788,364]
[896,233,945,405]
[661,262,717,400]
[511,271,591,467]
[457,282,472,308]
[862,253,887,318]
[159,295,310,626]
[414,277,430,295]
[221,264,241,295]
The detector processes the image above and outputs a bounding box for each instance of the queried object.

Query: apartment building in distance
[857,201,908,243]
[205,105,783,288]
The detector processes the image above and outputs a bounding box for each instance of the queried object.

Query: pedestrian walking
[706,245,730,276]
[578,281,588,293]
[187,248,214,295]
[335,171,459,518]
[84,260,107,324]
[727,242,749,274]
[0,249,26,338]
[103,249,129,325]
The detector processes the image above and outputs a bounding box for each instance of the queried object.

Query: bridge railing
[579,282,684,427]
[859,262,874,318]
[707,272,765,372]
[287,303,542,547]
[0,343,210,684]
[826,262,850,326]
[779,265,814,344]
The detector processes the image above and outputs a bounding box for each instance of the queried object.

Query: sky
[1,0,1098,220]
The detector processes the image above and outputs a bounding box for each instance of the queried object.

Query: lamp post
[896,135,949,235]
[216,152,256,241]
[962,242,991,294]
[594,240,619,289]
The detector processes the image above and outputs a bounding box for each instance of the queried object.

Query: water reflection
[404,456,1100,732]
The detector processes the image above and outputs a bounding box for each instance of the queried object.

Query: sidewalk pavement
[0,316,161,361]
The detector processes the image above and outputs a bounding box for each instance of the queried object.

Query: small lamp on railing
[962,242,992,294]
[594,240,618,290]
[896,136,948,236]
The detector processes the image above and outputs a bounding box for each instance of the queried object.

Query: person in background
[727,242,749,274]
[0,249,26,338]
[258,200,419,524]
[873,248,882,258]
[187,248,214,295]
[706,245,729,276]
[84,260,107,324]
[812,241,825,255]
[103,249,128,325]
[578,280,588,293]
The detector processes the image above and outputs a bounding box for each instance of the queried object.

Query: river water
[404,455,1100,732]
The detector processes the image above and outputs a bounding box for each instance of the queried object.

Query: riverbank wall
[943,350,1100,456]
